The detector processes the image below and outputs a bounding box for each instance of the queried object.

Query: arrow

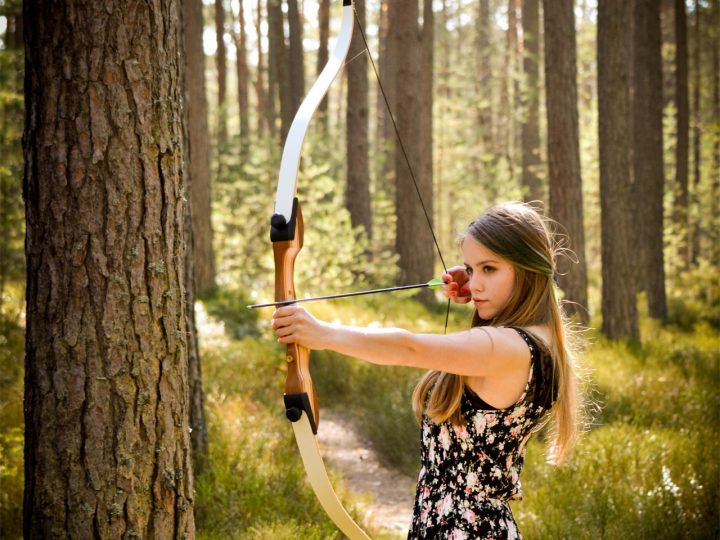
[247,278,445,309]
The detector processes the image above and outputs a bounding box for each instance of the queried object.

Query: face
[462,236,517,320]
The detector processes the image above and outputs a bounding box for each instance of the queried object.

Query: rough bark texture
[267,0,292,143]
[598,0,640,342]
[346,0,371,240]
[390,0,434,302]
[183,0,209,467]
[543,0,589,324]
[521,0,543,201]
[287,0,305,117]
[674,0,690,268]
[633,0,668,320]
[235,1,250,155]
[185,0,216,298]
[215,0,228,146]
[23,1,195,537]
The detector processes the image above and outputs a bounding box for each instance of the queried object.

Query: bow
[270,1,370,538]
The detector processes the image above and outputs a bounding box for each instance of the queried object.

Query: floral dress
[408,327,558,540]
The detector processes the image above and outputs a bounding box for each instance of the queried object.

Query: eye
[465,265,473,276]
[482,265,496,274]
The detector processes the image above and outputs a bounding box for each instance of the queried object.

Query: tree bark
[420,0,434,259]
[476,0,496,197]
[346,0,371,241]
[183,0,210,469]
[235,2,251,156]
[390,0,434,302]
[268,0,292,143]
[521,0,543,201]
[504,0,520,182]
[543,0,589,324]
[255,0,271,138]
[690,0,701,265]
[712,0,720,266]
[598,0,640,342]
[287,0,305,117]
[23,1,195,536]
[215,0,228,146]
[633,0,668,321]
[674,0,690,268]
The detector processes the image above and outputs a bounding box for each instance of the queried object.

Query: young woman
[271,202,584,539]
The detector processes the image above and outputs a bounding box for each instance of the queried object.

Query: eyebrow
[464,259,499,266]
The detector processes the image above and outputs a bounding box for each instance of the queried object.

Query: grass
[1,275,718,538]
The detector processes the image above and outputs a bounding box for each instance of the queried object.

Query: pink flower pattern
[408,328,557,540]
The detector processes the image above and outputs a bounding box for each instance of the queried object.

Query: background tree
[22,1,195,536]
[633,0,667,321]
[267,0,292,143]
[598,0,639,342]
[521,0,543,201]
[287,0,305,116]
[389,0,434,300]
[674,0,690,268]
[234,1,251,156]
[346,0,371,242]
[183,0,210,466]
[215,0,228,147]
[543,0,589,324]
[317,0,330,125]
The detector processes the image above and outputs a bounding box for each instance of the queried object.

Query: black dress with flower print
[407,327,558,540]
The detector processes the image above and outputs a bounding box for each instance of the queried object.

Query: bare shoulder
[521,324,554,351]
[466,326,533,371]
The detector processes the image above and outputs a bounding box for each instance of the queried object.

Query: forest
[0,0,718,538]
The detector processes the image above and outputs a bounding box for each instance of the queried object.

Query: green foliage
[666,263,720,330]
[0,312,25,539]
[202,288,260,340]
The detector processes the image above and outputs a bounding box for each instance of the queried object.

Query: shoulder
[465,326,533,374]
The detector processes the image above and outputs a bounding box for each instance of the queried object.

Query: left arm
[271,305,529,378]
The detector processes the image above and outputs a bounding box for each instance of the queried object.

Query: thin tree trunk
[23,1,195,535]
[504,0,519,182]
[183,0,211,466]
[216,0,228,146]
[390,0,433,302]
[268,0,292,143]
[235,2,250,156]
[346,0,371,241]
[633,0,668,321]
[476,0,495,197]
[317,0,330,125]
[543,0,589,325]
[420,0,434,263]
[690,0,701,265]
[255,0,270,138]
[521,0,543,201]
[712,0,720,266]
[376,0,394,195]
[674,0,690,269]
[287,0,305,117]
[598,0,640,342]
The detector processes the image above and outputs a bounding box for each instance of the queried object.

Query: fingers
[441,266,470,300]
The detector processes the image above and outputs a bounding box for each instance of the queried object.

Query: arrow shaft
[248,282,432,309]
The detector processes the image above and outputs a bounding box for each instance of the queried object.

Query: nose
[469,271,483,293]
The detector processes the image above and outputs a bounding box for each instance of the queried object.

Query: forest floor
[318,409,415,539]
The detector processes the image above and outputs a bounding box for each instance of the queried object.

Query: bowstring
[351,6,451,334]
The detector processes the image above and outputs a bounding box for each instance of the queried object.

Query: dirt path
[318,410,416,538]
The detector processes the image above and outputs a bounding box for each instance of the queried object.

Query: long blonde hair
[411,202,584,464]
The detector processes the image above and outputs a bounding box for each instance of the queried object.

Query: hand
[271,305,332,350]
[441,266,472,304]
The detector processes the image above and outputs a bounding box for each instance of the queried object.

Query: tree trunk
[183,0,211,469]
[255,0,270,138]
[390,0,433,301]
[712,0,720,266]
[674,0,690,269]
[346,0,371,241]
[317,0,330,125]
[376,0,394,195]
[690,0,701,265]
[268,0,292,143]
[543,0,589,324]
[420,0,435,261]
[23,1,195,536]
[598,0,639,342]
[235,2,251,156]
[633,0,668,321]
[504,0,520,182]
[215,0,228,147]
[287,0,305,117]
[185,0,217,299]
[521,0,543,201]
[476,0,496,197]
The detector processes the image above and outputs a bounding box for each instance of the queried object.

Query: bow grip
[272,199,320,433]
